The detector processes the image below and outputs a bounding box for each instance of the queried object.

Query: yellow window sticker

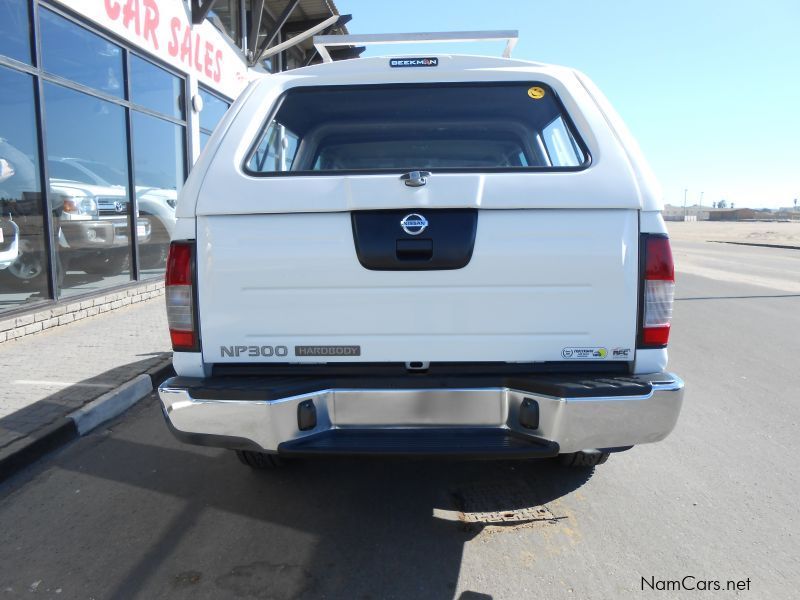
[527,86,545,100]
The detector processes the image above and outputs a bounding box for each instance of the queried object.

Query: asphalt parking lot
[0,239,798,599]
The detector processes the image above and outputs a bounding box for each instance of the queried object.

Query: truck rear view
[159,52,683,469]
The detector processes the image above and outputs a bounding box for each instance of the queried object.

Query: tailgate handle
[396,239,433,261]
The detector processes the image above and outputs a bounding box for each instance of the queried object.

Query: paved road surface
[672,237,800,293]
[0,243,798,599]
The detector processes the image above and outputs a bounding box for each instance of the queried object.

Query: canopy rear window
[245,83,588,175]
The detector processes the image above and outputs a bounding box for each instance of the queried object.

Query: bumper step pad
[278,428,559,459]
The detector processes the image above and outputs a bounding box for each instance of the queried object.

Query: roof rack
[312,30,519,63]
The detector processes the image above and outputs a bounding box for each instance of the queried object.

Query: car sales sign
[54,0,252,98]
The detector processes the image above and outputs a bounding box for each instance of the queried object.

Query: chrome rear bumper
[158,372,684,456]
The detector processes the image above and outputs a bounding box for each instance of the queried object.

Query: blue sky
[338,0,800,208]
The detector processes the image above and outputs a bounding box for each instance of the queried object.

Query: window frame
[242,82,593,178]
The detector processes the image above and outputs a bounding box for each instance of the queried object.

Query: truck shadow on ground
[46,397,594,600]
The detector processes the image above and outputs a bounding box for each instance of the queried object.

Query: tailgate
[197,208,639,364]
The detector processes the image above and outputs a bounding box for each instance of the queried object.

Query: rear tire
[5,251,62,288]
[235,449,285,469]
[558,450,610,468]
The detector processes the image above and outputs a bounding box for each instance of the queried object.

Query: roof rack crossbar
[313,30,519,63]
[255,14,340,63]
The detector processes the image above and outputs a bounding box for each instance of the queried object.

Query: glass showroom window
[130,55,185,121]
[38,4,134,298]
[2,3,191,312]
[132,113,184,276]
[0,0,33,65]
[129,54,186,278]
[199,87,231,151]
[43,82,133,298]
[39,7,124,98]
[0,66,50,313]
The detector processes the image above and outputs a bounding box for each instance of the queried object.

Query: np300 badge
[400,213,429,235]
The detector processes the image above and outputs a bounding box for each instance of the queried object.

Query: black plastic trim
[352,209,477,271]
[164,370,652,402]
[519,398,540,430]
[278,428,559,459]
[212,361,629,378]
[600,445,634,453]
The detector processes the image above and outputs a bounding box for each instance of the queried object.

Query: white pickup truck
[158,52,684,469]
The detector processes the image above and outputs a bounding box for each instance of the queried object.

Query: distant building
[775,209,800,221]
[707,208,759,221]
[663,204,710,221]
[664,204,799,221]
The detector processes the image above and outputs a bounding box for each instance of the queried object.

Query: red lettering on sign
[122,0,140,36]
[142,0,159,50]
[100,1,225,87]
[204,41,214,78]
[214,49,222,83]
[193,34,203,73]
[104,0,121,19]
[180,27,192,65]
[167,17,180,57]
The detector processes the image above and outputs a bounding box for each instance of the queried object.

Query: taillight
[165,240,199,351]
[639,234,675,348]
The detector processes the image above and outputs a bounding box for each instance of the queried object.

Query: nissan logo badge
[400,213,428,236]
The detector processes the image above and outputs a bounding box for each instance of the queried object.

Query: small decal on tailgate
[561,347,608,359]
[295,346,361,357]
[527,86,546,100]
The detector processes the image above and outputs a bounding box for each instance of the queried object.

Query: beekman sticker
[562,347,608,359]
[389,57,439,68]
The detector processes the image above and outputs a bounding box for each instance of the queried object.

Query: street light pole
[683,188,688,220]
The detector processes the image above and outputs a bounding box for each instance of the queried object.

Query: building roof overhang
[191,0,361,69]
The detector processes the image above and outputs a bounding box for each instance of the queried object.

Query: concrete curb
[70,374,153,436]
[0,357,174,483]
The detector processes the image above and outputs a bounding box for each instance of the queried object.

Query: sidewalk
[0,296,172,479]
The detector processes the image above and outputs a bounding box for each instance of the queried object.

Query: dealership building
[0,0,353,339]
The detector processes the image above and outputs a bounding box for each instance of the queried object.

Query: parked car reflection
[0,138,49,292]
[0,157,22,271]
[48,157,176,270]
